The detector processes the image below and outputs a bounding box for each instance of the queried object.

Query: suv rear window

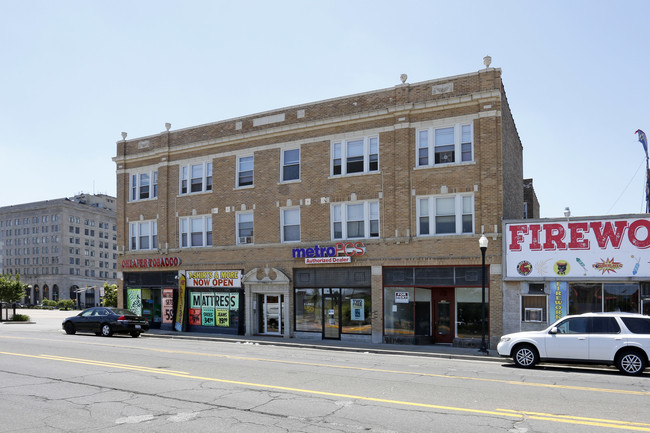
[621,317,650,334]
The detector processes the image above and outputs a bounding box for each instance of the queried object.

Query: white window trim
[236,211,254,245]
[330,136,379,176]
[281,207,301,243]
[416,123,474,168]
[179,215,212,248]
[178,161,213,195]
[280,147,301,183]
[129,220,158,251]
[330,200,380,240]
[416,193,474,236]
[129,170,158,201]
[236,155,254,189]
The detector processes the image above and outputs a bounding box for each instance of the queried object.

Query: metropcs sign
[292,242,366,264]
[505,217,650,279]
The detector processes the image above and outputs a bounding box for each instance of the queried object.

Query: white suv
[497,312,650,375]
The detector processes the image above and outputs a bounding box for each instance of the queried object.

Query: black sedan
[62,307,149,337]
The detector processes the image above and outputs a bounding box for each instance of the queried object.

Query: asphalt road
[1,310,650,432]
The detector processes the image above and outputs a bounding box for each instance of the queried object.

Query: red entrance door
[432,288,455,344]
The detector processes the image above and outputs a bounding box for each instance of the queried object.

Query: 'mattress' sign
[186,270,242,288]
[505,217,650,279]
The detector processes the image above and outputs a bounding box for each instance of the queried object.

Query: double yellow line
[2,350,650,431]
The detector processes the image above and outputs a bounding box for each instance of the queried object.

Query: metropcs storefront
[502,215,650,334]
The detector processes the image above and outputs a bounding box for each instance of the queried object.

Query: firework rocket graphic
[576,258,587,275]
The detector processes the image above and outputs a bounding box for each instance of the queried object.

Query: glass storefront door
[432,288,454,344]
[323,293,340,339]
[262,294,282,335]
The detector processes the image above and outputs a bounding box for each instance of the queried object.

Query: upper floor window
[331,201,379,240]
[237,212,254,244]
[129,220,157,251]
[131,171,155,200]
[282,148,300,182]
[331,136,379,176]
[237,156,254,187]
[180,162,212,194]
[417,123,473,167]
[281,208,300,243]
[417,194,474,236]
[179,215,212,248]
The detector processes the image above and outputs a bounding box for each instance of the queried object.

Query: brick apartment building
[0,194,118,307]
[114,63,531,347]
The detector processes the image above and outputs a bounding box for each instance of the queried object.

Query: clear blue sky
[1,1,649,218]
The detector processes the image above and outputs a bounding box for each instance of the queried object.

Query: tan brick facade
[114,68,524,347]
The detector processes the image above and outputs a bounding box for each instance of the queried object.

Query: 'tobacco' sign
[121,257,181,269]
[505,217,650,279]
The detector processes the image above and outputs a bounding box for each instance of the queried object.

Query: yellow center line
[2,335,649,397]
[1,350,649,431]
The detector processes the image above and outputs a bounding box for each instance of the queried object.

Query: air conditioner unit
[239,236,252,244]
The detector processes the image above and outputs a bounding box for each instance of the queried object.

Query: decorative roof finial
[483,55,492,68]
[400,73,407,84]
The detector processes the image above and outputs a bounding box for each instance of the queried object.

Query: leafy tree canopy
[0,274,27,304]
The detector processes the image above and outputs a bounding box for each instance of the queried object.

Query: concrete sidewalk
[144,328,503,363]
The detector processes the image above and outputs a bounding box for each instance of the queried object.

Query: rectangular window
[179,162,212,194]
[237,156,254,187]
[416,123,473,167]
[417,194,474,236]
[237,212,254,244]
[129,220,157,251]
[179,215,212,248]
[281,208,300,243]
[522,295,547,322]
[331,136,380,176]
[282,148,300,182]
[331,201,380,240]
[130,170,158,201]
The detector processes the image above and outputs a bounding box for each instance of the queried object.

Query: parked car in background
[497,312,650,375]
[62,307,149,337]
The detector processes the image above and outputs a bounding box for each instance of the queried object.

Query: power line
[607,157,645,214]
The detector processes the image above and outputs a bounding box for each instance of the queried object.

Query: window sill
[328,171,381,180]
[234,185,254,190]
[177,190,212,198]
[278,179,301,185]
[414,161,476,170]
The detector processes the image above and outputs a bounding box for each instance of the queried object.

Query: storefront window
[187,290,241,332]
[295,289,322,332]
[569,283,601,314]
[341,288,371,334]
[604,283,638,313]
[456,287,484,338]
[384,287,414,336]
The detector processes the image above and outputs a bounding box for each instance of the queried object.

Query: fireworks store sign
[505,217,650,279]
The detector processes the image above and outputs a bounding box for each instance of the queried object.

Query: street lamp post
[478,234,489,355]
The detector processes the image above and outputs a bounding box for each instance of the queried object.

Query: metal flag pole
[635,130,649,213]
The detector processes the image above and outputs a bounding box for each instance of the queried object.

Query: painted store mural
[502,216,650,333]
[506,217,650,279]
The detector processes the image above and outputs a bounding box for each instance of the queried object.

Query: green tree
[0,274,27,321]
[103,282,118,307]
[0,274,26,305]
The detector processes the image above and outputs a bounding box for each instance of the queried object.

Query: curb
[142,332,503,363]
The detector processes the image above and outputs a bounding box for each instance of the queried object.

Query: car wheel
[130,331,141,338]
[616,349,647,375]
[64,322,76,335]
[100,323,113,337]
[512,344,539,368]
